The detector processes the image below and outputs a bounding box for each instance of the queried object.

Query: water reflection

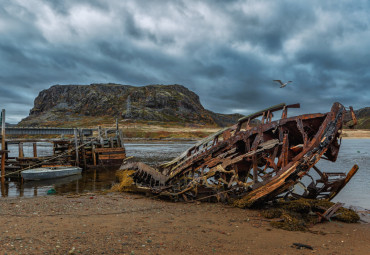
[0,167,120,197]
[0,142,194,198]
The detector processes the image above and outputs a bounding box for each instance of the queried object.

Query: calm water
[1,140,369,209]
[315,139,370,209]
[0,141,194,198]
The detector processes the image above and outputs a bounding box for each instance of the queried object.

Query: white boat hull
[21,167,82,181]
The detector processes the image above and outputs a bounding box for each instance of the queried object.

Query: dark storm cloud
[0,0,369,123]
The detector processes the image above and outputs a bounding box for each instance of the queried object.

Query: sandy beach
[0,192,369,255]
[342,129,370,139]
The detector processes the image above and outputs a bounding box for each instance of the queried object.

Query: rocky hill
[354,107,370,129]
[19,84,243,127]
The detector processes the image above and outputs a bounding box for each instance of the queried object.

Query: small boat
[21,166,82,181]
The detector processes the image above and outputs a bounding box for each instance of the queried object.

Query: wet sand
[0,192,369,254]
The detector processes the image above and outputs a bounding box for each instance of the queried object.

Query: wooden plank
[328,164,359,200]
[94,148,125,153]
[99,154,126,160]
[98,151,127,156]
[317,202,344,222]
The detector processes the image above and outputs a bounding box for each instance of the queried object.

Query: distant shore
[342,129,370,139]
[120,128,370,142]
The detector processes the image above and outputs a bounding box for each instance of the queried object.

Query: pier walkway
[0,127,94,136]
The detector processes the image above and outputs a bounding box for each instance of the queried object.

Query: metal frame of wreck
[123,102,358,207]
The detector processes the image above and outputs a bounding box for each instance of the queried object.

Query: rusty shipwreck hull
[121,102,358,207]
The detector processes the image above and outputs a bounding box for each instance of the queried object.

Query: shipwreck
[120,102,359,207]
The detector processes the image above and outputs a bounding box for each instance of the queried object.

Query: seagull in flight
[273,80,293,88]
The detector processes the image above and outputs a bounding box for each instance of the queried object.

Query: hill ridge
[19,83,243,127]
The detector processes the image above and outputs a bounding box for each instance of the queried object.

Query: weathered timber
[1,109,6,184]
[121,102,359,206]
[1,122,127,179]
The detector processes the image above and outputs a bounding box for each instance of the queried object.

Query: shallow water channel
[1,140,369,209]
[0,142,194,198]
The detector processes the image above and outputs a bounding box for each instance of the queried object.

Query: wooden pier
[0,110,126,180]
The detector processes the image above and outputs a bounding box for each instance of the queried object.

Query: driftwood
[292,243,313,250]
[317,202,344,222]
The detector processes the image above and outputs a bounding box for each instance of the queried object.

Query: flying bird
[273,80,293,88]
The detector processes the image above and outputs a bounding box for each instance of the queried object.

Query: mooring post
[74,128,79,166]
[92,143,97,166]
[119,129,124,148]
[98,126,104,146]
[18,142,24,158]
[79,129,87,169]
[1,109,6,184]
[33,143,37,158]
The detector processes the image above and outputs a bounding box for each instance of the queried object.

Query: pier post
[74,128,79,166]
[18,142,24,158]
[1,109,6,184]
[79,129,87,169]
[116,118,119,134]
[119,129,124,148]
[92,144,97,166]
[98,126,104,146]
[33,143,38,158]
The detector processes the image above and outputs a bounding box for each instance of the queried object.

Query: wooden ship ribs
[121,102,359,207]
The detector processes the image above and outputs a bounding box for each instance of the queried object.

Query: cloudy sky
[1,0,369,123]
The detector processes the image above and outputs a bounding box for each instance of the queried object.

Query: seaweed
[270,212,307,231]
[334,208,360,223]
[111,170,136,192]
[260,199,360,231]
[261,208,283,219]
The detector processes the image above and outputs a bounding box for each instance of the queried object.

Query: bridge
[0,127,95,136]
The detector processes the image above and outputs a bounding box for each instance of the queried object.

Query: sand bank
[0,192,369,254]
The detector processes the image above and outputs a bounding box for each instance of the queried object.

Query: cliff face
[19,84,242,127]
